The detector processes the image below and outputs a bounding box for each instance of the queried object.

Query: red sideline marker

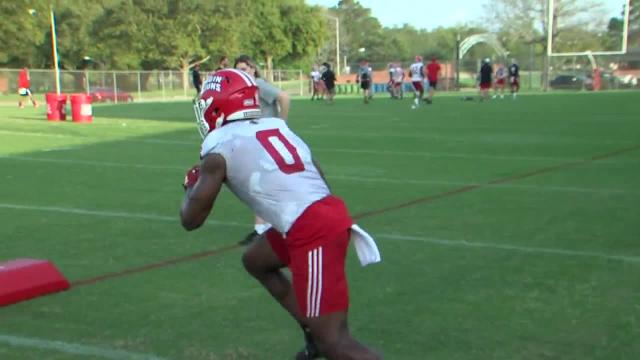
[0,259,70,307]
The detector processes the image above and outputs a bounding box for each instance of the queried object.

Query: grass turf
[1,91,639,359]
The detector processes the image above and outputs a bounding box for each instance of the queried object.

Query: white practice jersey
[310,70,321,82]
[200,117,330,233]
[393,67,404,82]
[409,62,424,82]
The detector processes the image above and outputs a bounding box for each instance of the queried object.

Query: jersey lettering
[256,129,305,174]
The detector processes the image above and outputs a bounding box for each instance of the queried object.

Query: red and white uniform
[310,70,324,91]
[392,66,404,87]
[409,62,424,91]
[18,69,31,95]
[200,117,354,317]
[201,117,330,233]
[495,67,506,85]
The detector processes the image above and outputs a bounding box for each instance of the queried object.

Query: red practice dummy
[0,259,70,307]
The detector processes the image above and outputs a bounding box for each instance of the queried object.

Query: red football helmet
[193,69,261,138]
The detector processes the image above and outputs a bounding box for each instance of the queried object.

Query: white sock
[254,223,272,235]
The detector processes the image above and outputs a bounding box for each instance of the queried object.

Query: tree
[0,2,49,67]
[244,0,291,80]
[329,0,384,68]
[279,2,328,69]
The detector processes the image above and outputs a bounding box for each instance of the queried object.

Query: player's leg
[427,81,435,103]
[243,230,324,359]
[291,230,380,360]
[365,83,371,104]
[27,89,38,107]
[18,88,25,108]
[411,82,421,108]
[306,312,380,360]
[242,230,302,323]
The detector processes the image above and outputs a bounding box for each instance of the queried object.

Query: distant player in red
[425,57,441,104]
[17,68,38,108]
[182,69,381,360]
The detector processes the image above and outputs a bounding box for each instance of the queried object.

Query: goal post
[547,0,631,57]
[544,0,632,90]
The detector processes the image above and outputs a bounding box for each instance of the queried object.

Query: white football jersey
[393,67,404,82]
[310,70,321,82]
[409,62,424,82]
[200,117,330,233]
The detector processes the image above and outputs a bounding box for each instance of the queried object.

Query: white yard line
[1,202,637,264]
[378,233,640,264]
[0,334,168,360]
[1,155,636,195]
[0,203,246,228]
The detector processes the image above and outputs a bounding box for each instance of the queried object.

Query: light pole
[325,15,340,76]
[29,7,61,94]
[49,8,61,95]
[455,34,461,90]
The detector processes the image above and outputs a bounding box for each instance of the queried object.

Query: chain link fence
[0,69,309,104]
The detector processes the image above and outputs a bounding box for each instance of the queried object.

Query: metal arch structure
[458,34,509,60]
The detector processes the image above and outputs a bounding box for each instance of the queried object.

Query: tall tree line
[1,0,630,74]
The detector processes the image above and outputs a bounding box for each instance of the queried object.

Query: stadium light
[325,15,340,76]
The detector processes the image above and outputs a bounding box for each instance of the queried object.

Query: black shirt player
[508,59,520,98]
[479,59,493,101]
[321,63,336,103]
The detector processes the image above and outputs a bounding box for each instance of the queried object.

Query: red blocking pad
[0,259,70,307]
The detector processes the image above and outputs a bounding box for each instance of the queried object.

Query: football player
[182,69,381,360]
[509,58,520,99]
[356,60,372,104]
[479,58,493,101]
[493,63,507,99]
[425,57,441,104]
[409,55,425,108]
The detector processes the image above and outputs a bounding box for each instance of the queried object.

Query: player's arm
[180,153,227,231]
[277,90,290,120]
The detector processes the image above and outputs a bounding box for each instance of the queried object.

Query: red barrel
[70,93,93,123]
[46,93,68,121]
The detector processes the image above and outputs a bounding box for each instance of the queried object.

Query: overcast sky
[305,0,626,30]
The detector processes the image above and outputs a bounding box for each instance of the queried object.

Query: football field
[1,92,639,359]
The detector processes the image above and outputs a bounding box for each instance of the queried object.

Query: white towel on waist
[350,224,381,266]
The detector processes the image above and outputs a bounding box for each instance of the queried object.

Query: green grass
[1,92,639,360]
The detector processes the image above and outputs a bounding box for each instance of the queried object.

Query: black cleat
[294,326,322,359]
[294,342,321,360]
[238,230,260,246]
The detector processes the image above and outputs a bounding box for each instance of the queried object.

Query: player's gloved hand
[183,165,200,190]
